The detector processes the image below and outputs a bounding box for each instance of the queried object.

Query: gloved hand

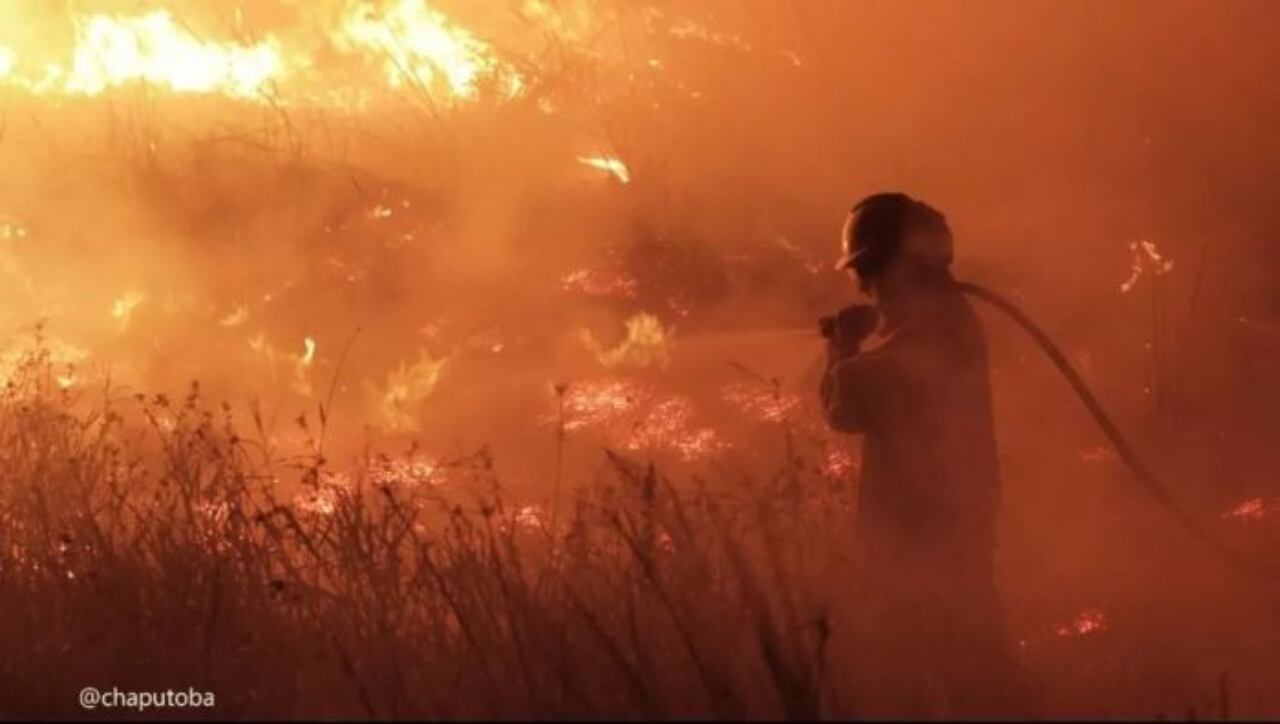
[819,303,880,357]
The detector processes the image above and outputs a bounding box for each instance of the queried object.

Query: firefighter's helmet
[837,192,954,278]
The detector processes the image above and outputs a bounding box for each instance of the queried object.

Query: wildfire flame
[337,0,520,103]
[63,10,283,99]
[378,350,449,432]
[581,313,670,370]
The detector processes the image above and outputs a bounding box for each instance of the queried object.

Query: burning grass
[0,1,1277,718]
[0,329,1273,719]
[0,335,858,718]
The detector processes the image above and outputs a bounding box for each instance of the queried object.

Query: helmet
[836,192,954,279]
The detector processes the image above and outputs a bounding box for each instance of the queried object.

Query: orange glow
[578,156,632,184]
[110,290,146,332]
[560,268,640,298]
[1055,609,1108,638]
[625,396,727,461]
[292,337,318,396]
[555,378,649,432]
[337,0,520,103]
[0,4,1276,716]
[63,10,283,99]
[581,313,670,370]
[720,383,802,423]
[378,350,449,432]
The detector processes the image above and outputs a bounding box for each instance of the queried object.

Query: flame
[110,290,146,332]
[378,350,448,432]
[577,156,632,184]
[59,10,283,99]
[0,335,88,390]
[1120,239,1175,293]
[337,0,519,103]
[581,313,670,369]
[292,337,318,396]
[0,46,14,78]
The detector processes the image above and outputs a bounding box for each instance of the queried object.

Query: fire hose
[817,279,1276,587]
[951,281,1280,588]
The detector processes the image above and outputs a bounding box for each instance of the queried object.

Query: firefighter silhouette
[821,193,1031,716]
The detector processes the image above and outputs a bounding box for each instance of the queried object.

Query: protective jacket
[820,280,1014,715]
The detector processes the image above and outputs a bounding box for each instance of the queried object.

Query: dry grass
[0,332,852,719]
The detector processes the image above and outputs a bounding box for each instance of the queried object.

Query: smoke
[0,0,1278,714]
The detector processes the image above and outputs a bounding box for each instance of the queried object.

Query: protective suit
[821,274,1021,717]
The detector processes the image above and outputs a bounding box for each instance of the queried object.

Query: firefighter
[820,192,1029,717]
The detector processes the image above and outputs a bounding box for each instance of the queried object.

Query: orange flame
[337,0,520,103]
[577,156,632,183]
[580,313,670,369]
[62,10,283,99]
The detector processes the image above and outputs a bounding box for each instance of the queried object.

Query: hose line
[954,280,1279,586]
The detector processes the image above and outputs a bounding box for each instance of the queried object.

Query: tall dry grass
[0,330,853,719]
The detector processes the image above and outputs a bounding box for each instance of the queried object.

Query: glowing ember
[578,156,632,183]
[560,268,640,298]
[513,504,548,531]
[821,448,856,479]
[1055,609,1107,638]
[63,10,283,99]
[581,313,670,370]
[1222,497,1280,522]
[1120,239,1175,293]
[625,396,727,461]
[338,0,519,103]
[720,383,802,423]
[555,379,649,431]
[294,472,353,517]
[378,350,448,432]
[370,454,443,488]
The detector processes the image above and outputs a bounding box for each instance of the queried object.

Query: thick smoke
[0,0,1277,715]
